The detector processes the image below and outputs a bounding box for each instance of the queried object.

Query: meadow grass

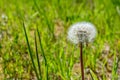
[0,0,120,79]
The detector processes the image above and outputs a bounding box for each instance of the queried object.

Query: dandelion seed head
[1,14,8,26]
[1,14,8,20]
[67,22,97,44]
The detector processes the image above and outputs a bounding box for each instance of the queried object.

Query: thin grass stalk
[33,0,54,38]
[80,43,84,80]
[23,22,39,79]
[37,27,49,80]
[34,31,42,80]
[89,71,94,80]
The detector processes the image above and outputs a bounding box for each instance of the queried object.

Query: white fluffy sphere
[67,22,97,44]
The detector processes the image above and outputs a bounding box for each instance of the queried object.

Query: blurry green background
[0,0,120,79]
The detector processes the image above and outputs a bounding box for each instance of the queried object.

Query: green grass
[0,0,120,79]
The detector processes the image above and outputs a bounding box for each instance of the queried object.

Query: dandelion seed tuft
[67,22,97,44]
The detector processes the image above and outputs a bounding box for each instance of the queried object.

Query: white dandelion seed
[1,14,8,20]
[1,14,8,26]
[67,22,97,44]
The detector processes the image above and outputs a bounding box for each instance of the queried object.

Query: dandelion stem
[80,43,84,80]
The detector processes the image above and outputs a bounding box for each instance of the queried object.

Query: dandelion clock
[67,22,97,80]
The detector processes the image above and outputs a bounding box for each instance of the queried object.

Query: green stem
[34,31,42,80]
[23,22,39,79]
[37,27,49,80]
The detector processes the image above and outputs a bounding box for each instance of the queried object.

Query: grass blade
[23,22,39,79]
[90,69,98,80]
[34,31,42,80]
[37,27,49,80]
[33,0,55,38]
